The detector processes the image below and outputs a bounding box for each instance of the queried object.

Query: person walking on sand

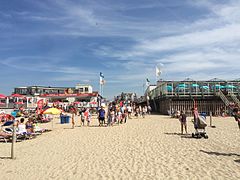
[71,112,75,129]
[80,109,85,126]
[179,110,187,134]
[84,108,91,127]
[192,107,200,132]
[127,105,132,119]
[232,108,240,130]
[70,106,77,129]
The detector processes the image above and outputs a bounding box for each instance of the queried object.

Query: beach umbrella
[90,101,97,104]
[224,85,236,89]
[73,101,81,104]
[176,84,188,90]
[191,84,199,87]
[42,108,63,129]
[0,113,15,120]
[166,85,173,91]
[177,84,187,88]
[201,86,209,90]
[14,101,24,105]
[11,94,24,98]
[42,108,62,115]
[2,121,14,126]
[0,94,6,98]
[212,85,224,89]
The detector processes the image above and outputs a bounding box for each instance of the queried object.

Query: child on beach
[80,110,85,126]
[70,106,77,129]
[71,113,75,129]
[179,111,187,134]
[117,109,122,125]
[84,109,91,126]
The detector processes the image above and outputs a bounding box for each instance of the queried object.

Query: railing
[216,91,230,107]
[230,93,240,108]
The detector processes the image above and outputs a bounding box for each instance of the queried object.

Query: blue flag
[100,72,104,78]
[100,72,105,85]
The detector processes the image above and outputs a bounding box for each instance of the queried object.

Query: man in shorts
[98,106,105,126]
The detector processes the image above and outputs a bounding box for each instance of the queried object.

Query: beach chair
[3,126,37,141]
[0,132,12,143]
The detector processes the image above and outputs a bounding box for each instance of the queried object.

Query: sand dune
[0,114,239,180]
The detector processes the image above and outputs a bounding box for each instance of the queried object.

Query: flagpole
[101,84,103,97]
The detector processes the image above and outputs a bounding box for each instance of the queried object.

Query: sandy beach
[0,114,239,180]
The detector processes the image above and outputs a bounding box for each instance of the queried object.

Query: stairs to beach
[229,93,240,108]
[216,91,230,107]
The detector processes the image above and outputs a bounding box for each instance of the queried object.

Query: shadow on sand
[200,150,240,157]
[200,150,240,163]
[234,159,240,164]
[0,156,11,159]
[164,132,193,139]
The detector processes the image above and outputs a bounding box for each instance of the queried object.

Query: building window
[85,87,89,92]
[79,88,83,92]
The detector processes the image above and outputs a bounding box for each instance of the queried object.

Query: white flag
[156,66,161,77]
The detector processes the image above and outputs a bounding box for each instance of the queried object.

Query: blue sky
[0,0,240,99]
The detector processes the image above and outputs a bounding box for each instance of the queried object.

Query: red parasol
[11,94,24,98]
[0,94,6,98]
[90,101,97,104]
[74,101,81,104]
[0,113,15,120]
[15,101,24,104]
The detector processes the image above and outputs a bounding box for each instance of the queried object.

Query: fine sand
[0,114,239,180]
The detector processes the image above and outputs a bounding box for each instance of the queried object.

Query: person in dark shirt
[232,108,240,130]
[98,106,105,126]
[179,110,187,134]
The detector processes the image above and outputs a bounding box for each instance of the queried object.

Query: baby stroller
[192,114,208,139]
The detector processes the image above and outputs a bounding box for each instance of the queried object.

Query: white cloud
[97,0,240,82]
[0,56,95,75]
